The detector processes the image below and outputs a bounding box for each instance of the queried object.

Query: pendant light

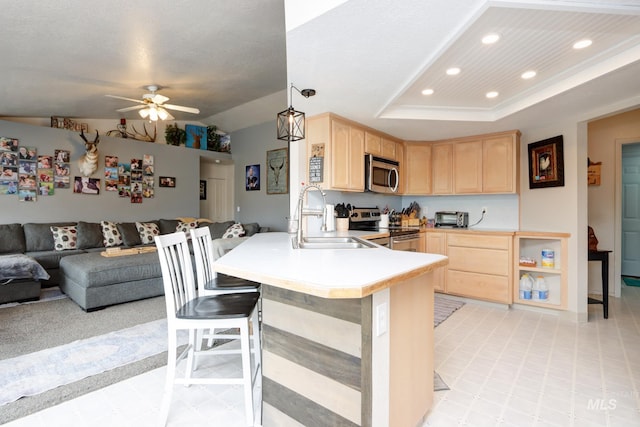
[277,84,316,141]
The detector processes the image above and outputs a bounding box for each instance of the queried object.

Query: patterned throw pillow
[222,223,245,239]
[176,221,198,238]
[50,225,78,251]
[101,220,123,247]
[136,222,160,244]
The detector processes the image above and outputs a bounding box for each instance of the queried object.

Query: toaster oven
[435,211,469,228]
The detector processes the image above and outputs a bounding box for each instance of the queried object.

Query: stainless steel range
[349,206,420,251]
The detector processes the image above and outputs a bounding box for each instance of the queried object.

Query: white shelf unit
[514,232,569,310]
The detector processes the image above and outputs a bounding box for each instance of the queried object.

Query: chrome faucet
[294,184,327,248]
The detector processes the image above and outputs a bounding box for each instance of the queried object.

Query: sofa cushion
[136,222,160,244]
[50,225,78,251]
[159,219,180,235]
[242,223,260,237]
[200,220,235,239]
[117,222,141,247]
[222,223,245,239]
[176,220,198,238]
[77,221,104,250]
[24,222,76,252]
[0,223,26,254]
[28,249,86,270]
[100,221,123,247]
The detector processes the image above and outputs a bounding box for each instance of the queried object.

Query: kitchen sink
[295,236,377,249]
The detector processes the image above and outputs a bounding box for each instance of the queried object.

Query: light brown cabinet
[451,131,520,194]
[403,143,432,195]
[445,232,513,304]
[365,132,398,160]
[424,231,446,292]
[306,113,365,191]
[431,143,453,195]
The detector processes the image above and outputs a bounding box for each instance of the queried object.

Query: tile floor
[4,286,640,427]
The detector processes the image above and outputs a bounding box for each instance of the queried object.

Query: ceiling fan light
[148,107,159,121]
[139,108,150,119]
[157,107,169,121]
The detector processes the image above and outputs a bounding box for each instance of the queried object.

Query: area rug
[0,318,186,407]
[623,276,640,287]
[434,294,464,327]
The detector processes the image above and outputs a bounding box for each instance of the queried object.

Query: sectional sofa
[0,219,264,310]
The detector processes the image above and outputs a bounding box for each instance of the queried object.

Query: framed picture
[266,148,288,194]
[246,165,260,191]
[185,124,207,150]
[159,176,176,188]
[528,135,564,189]
[73,176,100,195]
[200,180,207,200]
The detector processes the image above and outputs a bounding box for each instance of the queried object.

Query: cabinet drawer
[447,233,511,250]
[447,270,510,303]
[448,246,510,276]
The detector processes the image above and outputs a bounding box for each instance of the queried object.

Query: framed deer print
[266,147,288,194]
[185,124,207,150]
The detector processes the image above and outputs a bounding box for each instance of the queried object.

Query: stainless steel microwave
[365,154,399,194]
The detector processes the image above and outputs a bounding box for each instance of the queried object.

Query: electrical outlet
[482,206,488,215]
[376,302,388,337]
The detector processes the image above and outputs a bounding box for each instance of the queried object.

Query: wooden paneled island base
[213,232,448,427]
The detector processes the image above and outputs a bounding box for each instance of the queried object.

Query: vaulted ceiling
[1,0,639,141]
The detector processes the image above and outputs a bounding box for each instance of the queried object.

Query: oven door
[390,234,420,252]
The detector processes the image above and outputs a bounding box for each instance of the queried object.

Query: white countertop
[213,232,448,298]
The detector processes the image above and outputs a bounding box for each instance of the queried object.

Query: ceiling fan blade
[116,105,146,112]
[105,94,145,104]
[151,94,170,104]
[163,104,200,114]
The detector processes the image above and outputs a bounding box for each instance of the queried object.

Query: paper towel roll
[379,213,389,229]
[325,204,335,231]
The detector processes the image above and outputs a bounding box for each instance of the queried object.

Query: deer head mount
[78,129,100,177]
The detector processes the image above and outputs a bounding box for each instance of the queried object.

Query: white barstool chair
[155,231,261,426]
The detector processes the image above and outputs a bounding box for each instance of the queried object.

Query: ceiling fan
[105,85,200,121]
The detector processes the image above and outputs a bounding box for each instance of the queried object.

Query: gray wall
[0,119,205,224]
[230,120,289,232]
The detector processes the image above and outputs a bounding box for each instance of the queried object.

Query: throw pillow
[117,222,142,247]
[136,222,160,244]
[50,225,78,251]
[176,220,198,238]
[199,220,235,239]
[77,221,104,249]
[222,223,245,239]
[101,220,123,247]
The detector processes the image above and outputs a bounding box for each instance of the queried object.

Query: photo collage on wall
[54,149,70,189]
[109,154,154,204]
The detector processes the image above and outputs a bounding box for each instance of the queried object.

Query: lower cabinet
[441,231,513,304]
[424,231,446,292]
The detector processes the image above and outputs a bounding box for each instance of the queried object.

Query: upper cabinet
[431,143,453,195]
[449,130,521,195]
[306,113,365,192]
[365,132,398,160]
[404,142,432,195]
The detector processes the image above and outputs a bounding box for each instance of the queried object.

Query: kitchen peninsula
[214,232,448,427]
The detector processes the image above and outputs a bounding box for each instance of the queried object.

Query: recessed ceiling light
[486,91,499,99]
[521,70,537,79]
[446,67,461,76]
[573,39,592,49]
[421,88,434,95]
[482,33,500,44]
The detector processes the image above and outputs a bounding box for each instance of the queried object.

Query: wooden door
[404,144,431,194]
[483,135,515,193]
[331,119,351,189]
[454,140,482,193]
[432,143,453,194]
